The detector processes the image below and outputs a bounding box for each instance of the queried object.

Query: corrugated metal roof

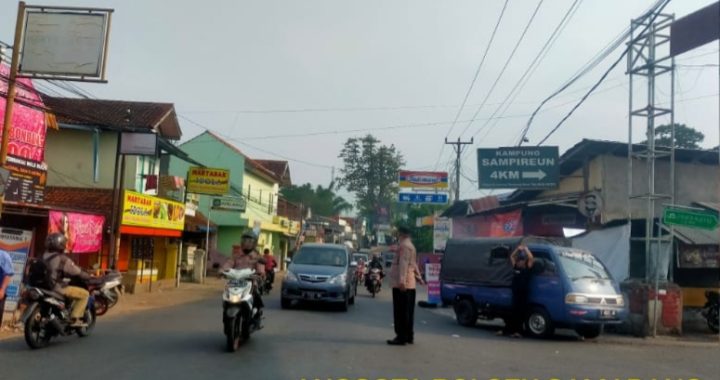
[663,225,719,245]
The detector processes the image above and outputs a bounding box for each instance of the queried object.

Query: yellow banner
[187,167,230,195]
[121,191,185,230]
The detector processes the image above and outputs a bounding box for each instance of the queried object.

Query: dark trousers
[504,291,528,334]
[392,288,416,342]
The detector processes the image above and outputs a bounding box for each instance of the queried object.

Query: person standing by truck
[498,242,535,338]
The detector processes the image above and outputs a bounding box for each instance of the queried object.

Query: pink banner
[452,209,524,238]
[49,211,105,253]
[1,63,47,162]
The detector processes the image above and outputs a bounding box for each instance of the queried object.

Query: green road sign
[477,146,559,189]
[663,207,719,230]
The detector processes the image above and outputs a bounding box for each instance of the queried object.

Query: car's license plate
[600,309,616,318]
[303,291,319,299]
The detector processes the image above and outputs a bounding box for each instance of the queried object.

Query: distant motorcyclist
[366,254,385,286]
[43,233,93,327]
[222,230,266,328]
[262,248,277,290]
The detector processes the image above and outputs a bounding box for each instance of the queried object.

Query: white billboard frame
[18,5,113,82]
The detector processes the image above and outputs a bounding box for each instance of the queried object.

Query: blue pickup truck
[440,237,627,339]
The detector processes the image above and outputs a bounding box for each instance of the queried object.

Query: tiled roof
[41,96,182,140]
[185,211,217,232]
[44,186,114,218]
[255,159,291,186]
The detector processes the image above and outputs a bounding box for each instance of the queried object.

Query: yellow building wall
[538,158,603,197]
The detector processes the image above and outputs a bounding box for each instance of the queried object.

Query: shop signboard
[187,167,230,196]
[211,196,246,212]
[0,228,33,314]
[121,190,185,231]
[48,211,105,253]
[433,217,452,252]
[425,262,442,305]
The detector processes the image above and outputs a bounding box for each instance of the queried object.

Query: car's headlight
[328,273,347,285]
[616,296,625,307]
[285,271,299,282]
[565,293,589,304]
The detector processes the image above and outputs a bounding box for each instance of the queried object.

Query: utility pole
[444,137,473,202]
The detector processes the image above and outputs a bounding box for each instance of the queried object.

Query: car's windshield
[556,249,611,280]
[293,247,347,267]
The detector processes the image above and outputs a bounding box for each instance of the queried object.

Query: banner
[48,211,105,253]
[425,263,441,305]
[453,209,524,238]
[187,167,230,195]
[1,63,49,204]
[433,217,452,251]
[121,190,185,231]
[398,170,448,189]
[0,228,33,314]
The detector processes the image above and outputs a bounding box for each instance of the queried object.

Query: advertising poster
[1,63,49,204]
[0,228,33,314]
[121,190,185,230]
[187,167,230,195]
[48,211,105,253]
[433,217,452,252]
[425,262,441,305]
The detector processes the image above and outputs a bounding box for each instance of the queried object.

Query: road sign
[477,146,559,189]
[663,207,719,230]
[398,171,448,189]
[212,197,246,212]
[398,192,448,204]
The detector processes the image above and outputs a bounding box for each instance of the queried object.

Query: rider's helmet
[46,233,68,253]
[240,229,258,254]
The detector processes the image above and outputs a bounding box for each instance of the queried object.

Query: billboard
[1,63,48,204]
[19,7,113,80]
[187,167,230,196]
[433,217,452,251]
[48,211,105,253]
[121,190,185,231]
[398,171,448,189]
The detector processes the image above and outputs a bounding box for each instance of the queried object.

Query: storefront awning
[663,225,719,245]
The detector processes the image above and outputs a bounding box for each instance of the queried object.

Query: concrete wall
[541,157,603,197]
[602,154,719,222]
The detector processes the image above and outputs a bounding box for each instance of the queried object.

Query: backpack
[27,253,61,289]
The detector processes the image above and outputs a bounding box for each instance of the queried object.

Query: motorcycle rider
[43,233,93,327]
[262,248,277,290]
[222,230,266,328]
[366,254,385,287]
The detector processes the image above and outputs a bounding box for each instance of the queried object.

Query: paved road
[0,283,717,380]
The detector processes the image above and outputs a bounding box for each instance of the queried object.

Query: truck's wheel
[526,307,554,338]
[453,299,477,327]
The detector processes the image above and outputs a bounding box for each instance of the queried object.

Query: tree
[394,204,444,252]
[337,135,404,224]
[280,183,352,217]
[641,123,704,149]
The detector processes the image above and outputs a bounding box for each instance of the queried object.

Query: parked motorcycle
[20,280,97,349]
[366,268,382,298]
[701,289,719,333]
[222,268,262,352]
[92,271,123,316]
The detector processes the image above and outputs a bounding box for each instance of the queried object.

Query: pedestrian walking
[387,224,417,346]
[0,248,14,312]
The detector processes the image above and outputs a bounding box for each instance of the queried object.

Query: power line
[432,0,510,171]
[535,0,672,146]
[519,0,667,145]
[456,0,545,139]
[467,0,582,141]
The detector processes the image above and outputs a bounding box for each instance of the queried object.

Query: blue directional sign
[477,146,559,189]
[398,192,449,204]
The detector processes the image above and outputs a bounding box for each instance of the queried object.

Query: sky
[1,0,718,206]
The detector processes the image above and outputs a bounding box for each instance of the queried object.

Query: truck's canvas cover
[440,237,522,287]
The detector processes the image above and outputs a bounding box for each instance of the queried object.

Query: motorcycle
[92,271,123,316]
[222,268,262,352]
[366,268,382,298]
[20,279,97,349]
[259,269,275,296]
[701,289,719,333]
